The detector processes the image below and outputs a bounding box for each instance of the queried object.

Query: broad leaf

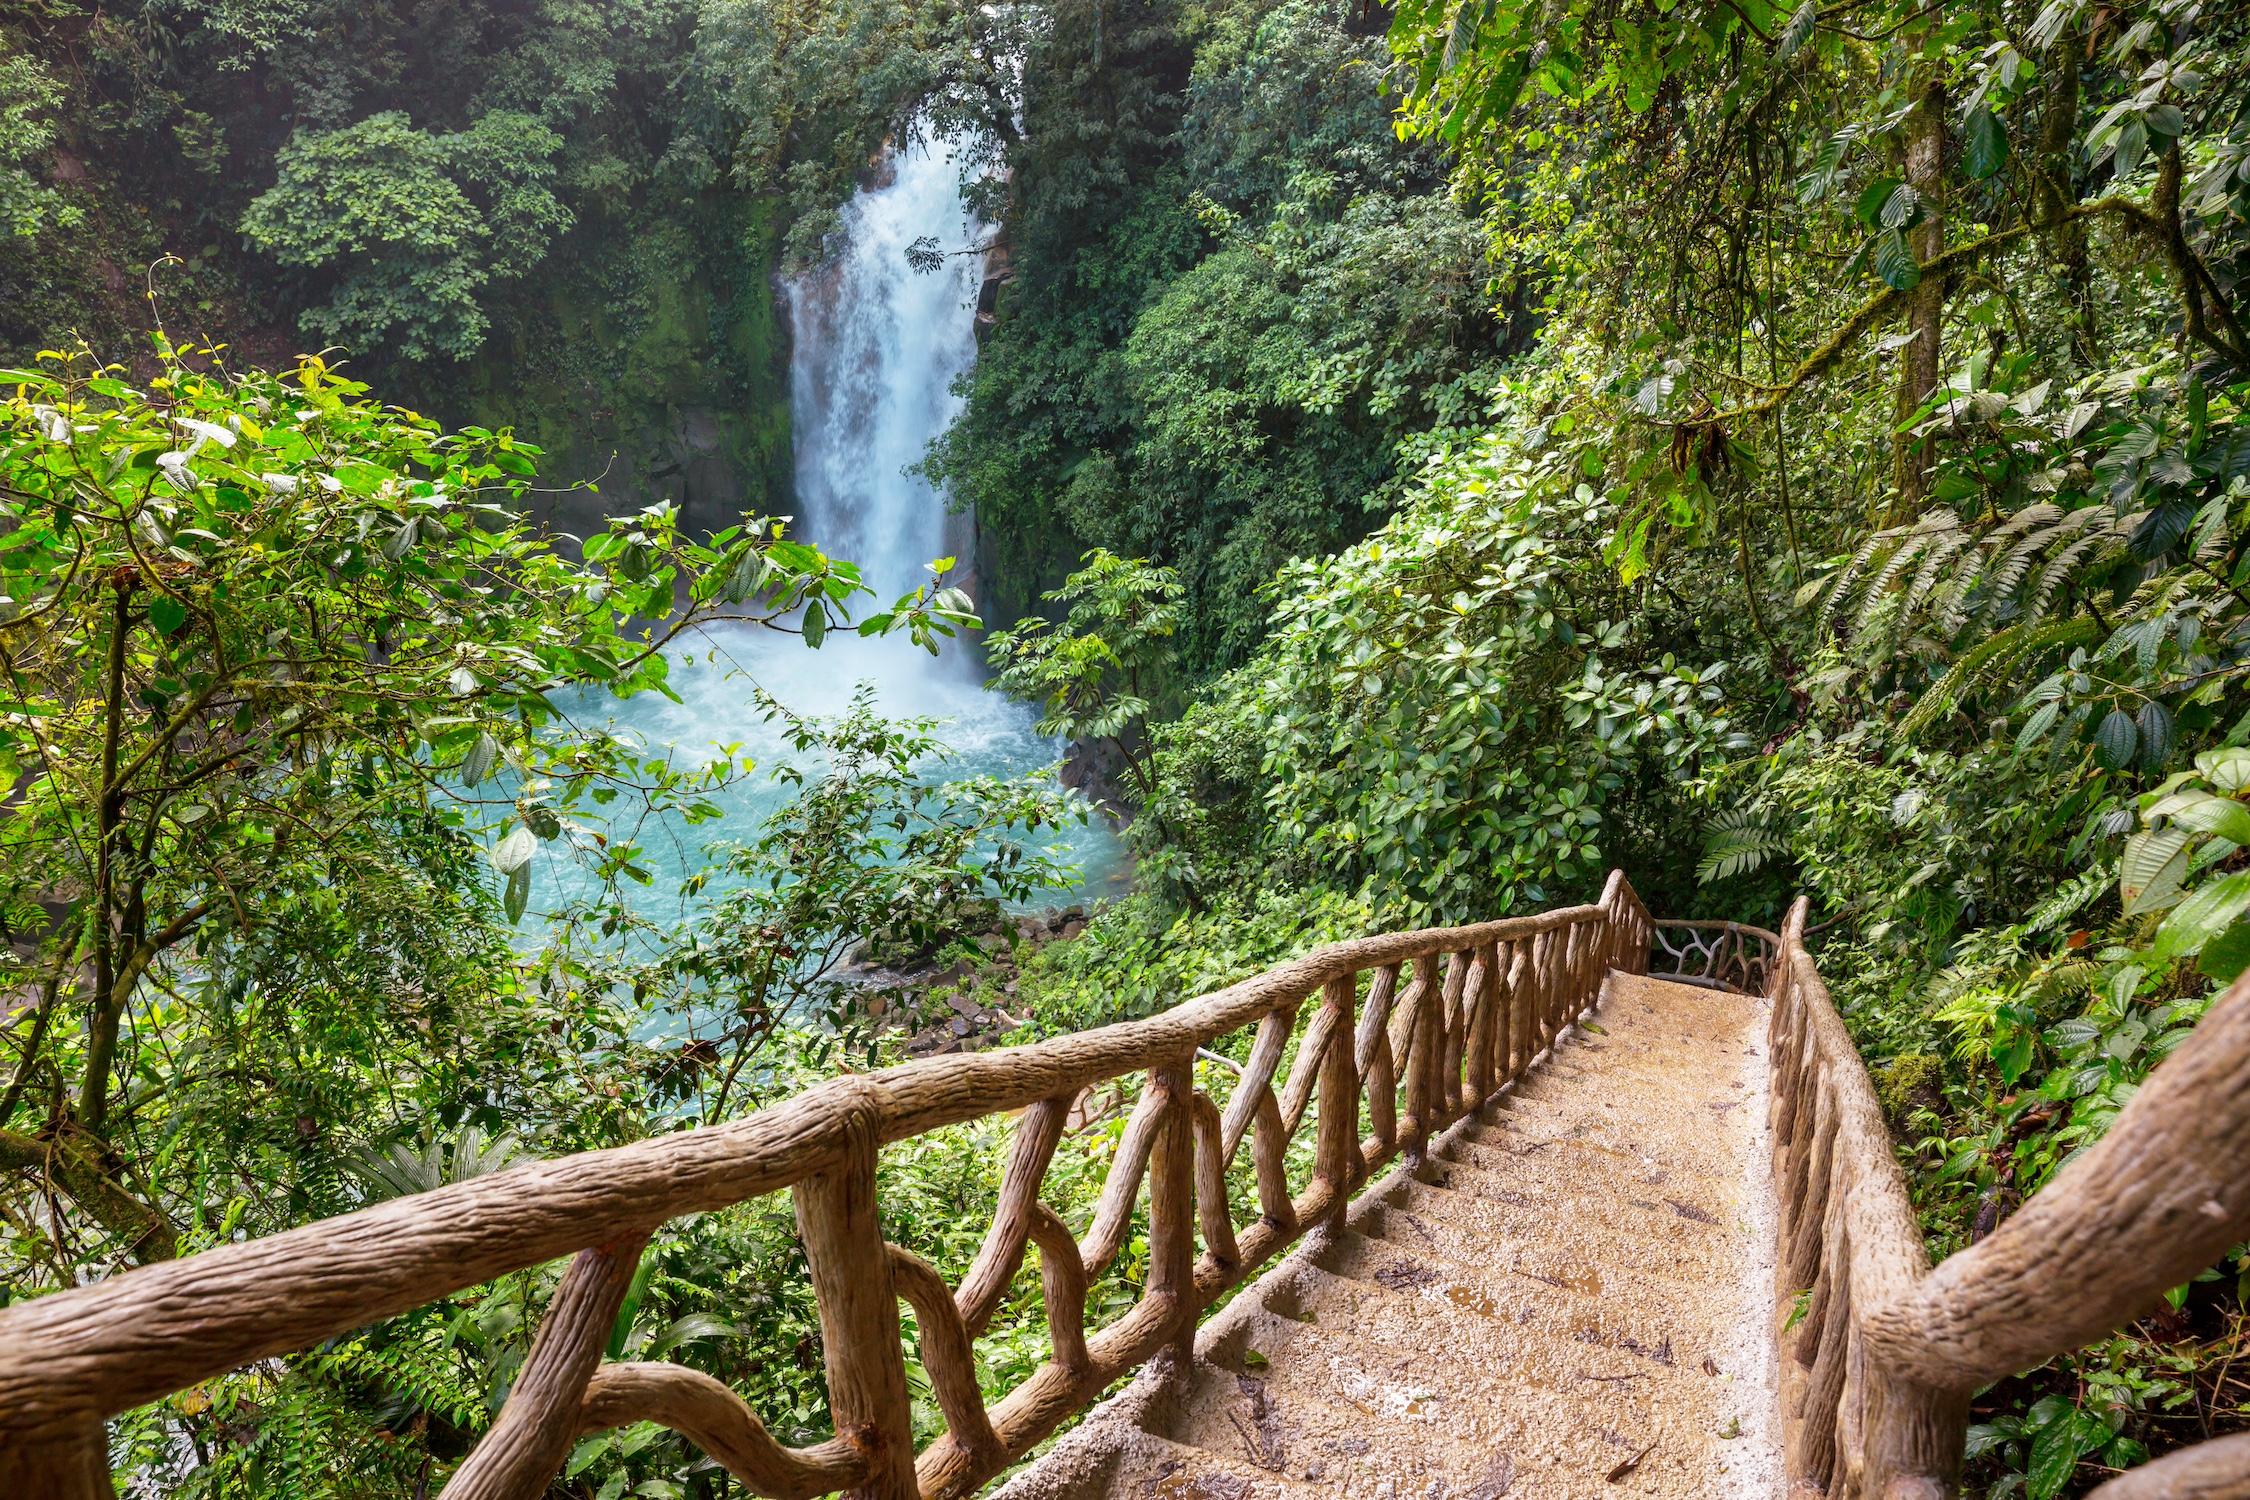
[491,826,538,875]
[2200,921,2250,982]
[1879,183,1921,229]
[2137,700,2176,771]
[2196,746,2250,793]
[1963,108,2007,180]
[1874,229,1920,291]
[462,732,500,788]
[2166,794,2250,846]
[1776,0,1816,64]
[2092,707,2138,770]
[2119,826,2190,913]
[1855,175,1903,228]
[2152,871,2250,959]
[2027,1407,2111,1500]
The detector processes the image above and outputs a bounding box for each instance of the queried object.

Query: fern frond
[2022,862,2116,934]
[1855,530,1939,639]
[1898,521,1973,629]
[1899,615,2099,738]
[1821,522,1906,633]
[1695,808,1788,884]
[2028,520,2120,624]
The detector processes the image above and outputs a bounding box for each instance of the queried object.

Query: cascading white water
[786,140,985,604]
[550,135,1124,922]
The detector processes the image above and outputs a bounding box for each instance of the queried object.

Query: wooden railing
[1650,917,1778,994]
[1766,895,2250,1499]
[0,873,1655,1499]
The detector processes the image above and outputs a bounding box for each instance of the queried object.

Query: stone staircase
[1001,973,1783,1500]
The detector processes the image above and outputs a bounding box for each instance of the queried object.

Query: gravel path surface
[1001,973,1784,1500]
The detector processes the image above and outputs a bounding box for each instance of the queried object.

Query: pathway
[1003,973,1784,1500]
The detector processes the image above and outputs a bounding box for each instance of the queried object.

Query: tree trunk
[1890,80,1948,522]
[2034,37,2096,368]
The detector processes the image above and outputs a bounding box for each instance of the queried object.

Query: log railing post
[1146,1054,1198,1369]
[444,1229,652,1500]
[1438,952,1468,1123]
[1464,942,1497,1109]
[1400,954,1440,1159]
[1314,972,1358,1228]
[0,1418,110,1500]
[1503,941,1528,1083]
[793,1088,918,1500]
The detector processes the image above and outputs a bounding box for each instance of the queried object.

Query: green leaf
[2137,700,2176,771]
[1775,0,1816,64]
[504,862,531,925]
[1442,0,1485,74]
[2104,1436,2150,1472]
[2196,746,2250,793]
[148,595,188,636]
[2168,795,2250,846]
[722,548,764,604]
[491,826,538,875]
[2093,709,2139,771]
[1874,228,1921,290]
[1996,1028,2036,1083]
[1964,108,2008,180]
[2119,827,2190,913]
[2115,113,2148,180]
[1878,183,1921,230]
[2027,1408,2111,1500]
[802,597,826,648]
[1855,176,1904,228]
[2152,872,2250,959]
[565,1437,609,1479]
[2200,921,2250,982]
[462,732,499,788]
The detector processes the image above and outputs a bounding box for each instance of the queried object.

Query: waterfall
[550,132,1127,922]
[785,138,987,604]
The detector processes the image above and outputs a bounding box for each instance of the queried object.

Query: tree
[241,111,573,360]
[985,549,1182,810]
[0,51,76,239]
[549,687,1084,1121]
[0,335,976,1263]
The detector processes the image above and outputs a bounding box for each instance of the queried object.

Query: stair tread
[1068,971,1778,1500]
[1366,1170,1753,1289]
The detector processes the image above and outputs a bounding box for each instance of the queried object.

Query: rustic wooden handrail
[0,871,1657,1498]
[1766,894,2250,1498]
[1651,916,1778,994]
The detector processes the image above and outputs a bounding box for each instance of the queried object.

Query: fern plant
[1696,806,1790,883]
[1805,359,2250,757]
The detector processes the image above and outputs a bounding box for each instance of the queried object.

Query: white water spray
[786,139,987,604]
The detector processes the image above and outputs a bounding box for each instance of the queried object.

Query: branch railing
[0,872,1657,1500]
[1650,917,1777,994]
[1766,895,2250,1499]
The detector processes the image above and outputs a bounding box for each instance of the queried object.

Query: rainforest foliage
[990,0,2250,1491]
[7,0,2250,1496]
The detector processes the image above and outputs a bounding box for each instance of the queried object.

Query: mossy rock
[1875,1053,1946,1121]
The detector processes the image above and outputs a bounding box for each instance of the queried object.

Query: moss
[1876,1052,1946,1121]
[422,201,795,537]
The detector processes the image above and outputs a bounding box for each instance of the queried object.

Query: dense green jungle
[5,0,2250,1494]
